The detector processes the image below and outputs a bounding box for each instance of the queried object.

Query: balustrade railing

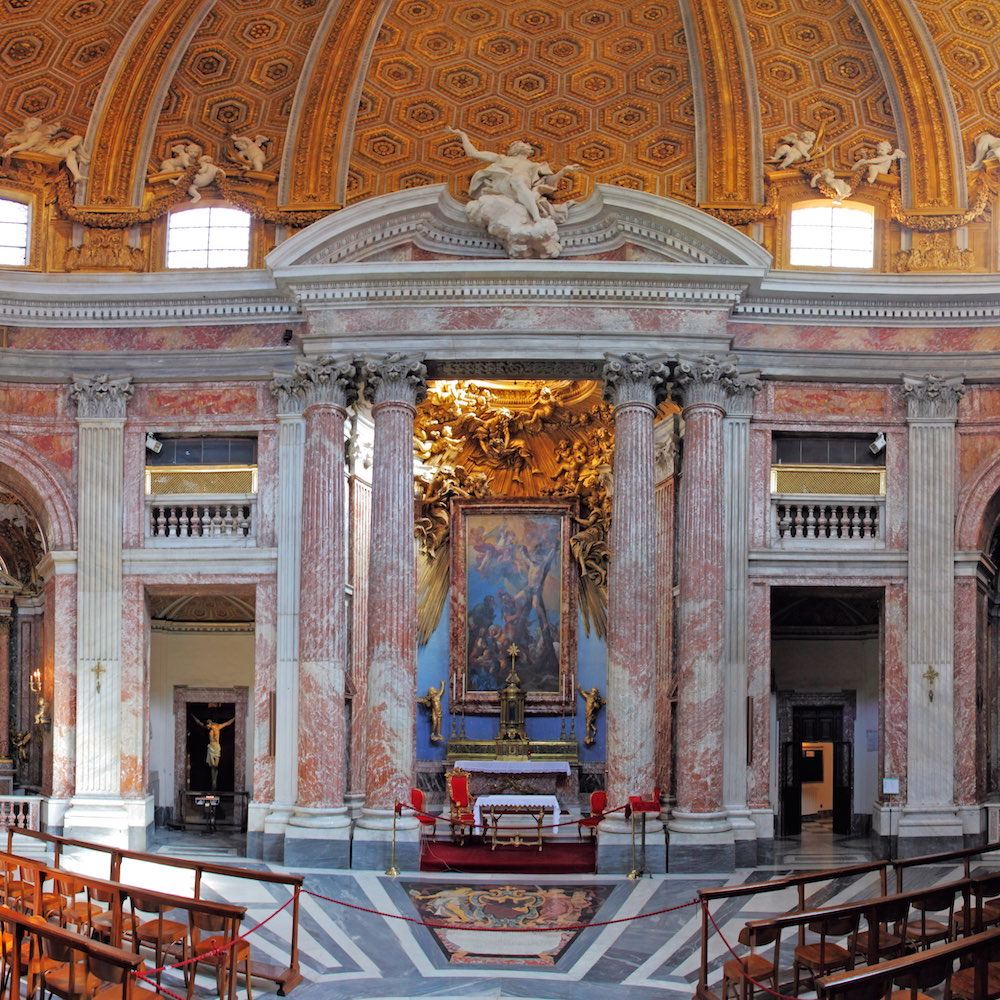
[773,497,883,542]
[146,495,256,540]
[0,797,41,830]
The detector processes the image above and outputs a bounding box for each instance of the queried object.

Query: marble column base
[725,807,759,868]
[896,805,964,858]
[595,816,666,874]
[345,792,365,821]
[284,806,353,867]
[253,805,294,863]
[352,809,420,871]
[62,795,153,851]
[667,810,735,873]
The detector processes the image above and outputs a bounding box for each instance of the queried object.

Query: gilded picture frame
[450,498,577,714]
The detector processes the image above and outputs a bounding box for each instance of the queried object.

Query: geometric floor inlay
[401,881,615,965]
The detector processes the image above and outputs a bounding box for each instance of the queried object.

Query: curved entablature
[266,184,775,270]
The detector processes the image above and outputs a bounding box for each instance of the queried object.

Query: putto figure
[2,117,89,182]
[766,130,817,169]
[446,126,581,259]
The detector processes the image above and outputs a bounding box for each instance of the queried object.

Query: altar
[451,758,574,805]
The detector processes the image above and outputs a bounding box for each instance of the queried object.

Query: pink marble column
[294,357,357,810]
[669,355,741,861]
[602,352,668,811]
[359,354,426,823]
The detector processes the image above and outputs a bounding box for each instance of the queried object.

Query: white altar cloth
[454,760,571,775]
[473,794,561,834]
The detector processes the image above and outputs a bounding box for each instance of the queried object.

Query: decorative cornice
[903,373,965,420]
[361,353,427,407]
[69,374,134,419]
[602,352,671,409]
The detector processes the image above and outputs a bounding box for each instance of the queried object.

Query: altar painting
[451,499,576,712]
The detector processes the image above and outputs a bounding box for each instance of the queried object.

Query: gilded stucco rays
[347,0,696,205]
[743,0,898,171]
[0,0,136,139]
[155,0,325,176]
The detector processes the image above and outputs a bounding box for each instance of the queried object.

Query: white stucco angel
[2,117,89,181]
[810,167,853,200]
[856,140,906,184]
[171,153,225,202]
[447,126,581,259]
[159,142,202,173]
[767,130,817,169]
[230,134,270,172]
[968,132,1000,171]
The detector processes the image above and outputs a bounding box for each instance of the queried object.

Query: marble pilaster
[0,613,11,760]
[264,371,308,859]
[63,375,149,847]
[721,376,761,866]
[285,357,357,866]
[899,374,965,852]
[354,354,426,870]
[668,355,742,871]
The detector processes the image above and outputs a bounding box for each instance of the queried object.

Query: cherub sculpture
[810,167,853,200]
[856,140,906,184]
[2,117,89,181]
[446,126,581,259]
[159,142,202,173]
[968,132,1000,171]
[767,130,817,169]
[230,134,270,172]
[172,153,225,202]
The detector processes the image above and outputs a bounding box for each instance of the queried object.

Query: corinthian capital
[602,351,670,408]
[903,373,965,420]
[362,353,427,406]
[270,369,307,415]
[295,356,359,410]
[673,354,742,410]
[69,374,133,419]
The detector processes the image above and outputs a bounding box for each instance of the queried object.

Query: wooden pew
[817,927,1000,1000]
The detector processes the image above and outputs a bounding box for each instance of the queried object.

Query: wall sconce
[145,433,162,454]
[30,670,50,730]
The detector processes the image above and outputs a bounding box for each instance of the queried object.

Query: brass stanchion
[627,805,640,880]
[386,803,400,877]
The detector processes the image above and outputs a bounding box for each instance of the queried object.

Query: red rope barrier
[400,799,632,832]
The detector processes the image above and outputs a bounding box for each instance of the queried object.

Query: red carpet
[419,837,596,874]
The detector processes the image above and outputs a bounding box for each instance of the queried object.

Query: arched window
[0,198,30,266]
[166,207,251,269]
[789,201,875,269]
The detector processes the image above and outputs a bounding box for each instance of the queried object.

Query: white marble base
[896,804,964,841]
[62,795,153,850]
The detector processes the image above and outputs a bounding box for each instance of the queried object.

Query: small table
[473,794,561,851]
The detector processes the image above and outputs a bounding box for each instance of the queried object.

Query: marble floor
[124,824,976,1000]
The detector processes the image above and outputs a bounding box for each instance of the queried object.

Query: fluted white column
[722,376,761,861]
[900,373,965,847]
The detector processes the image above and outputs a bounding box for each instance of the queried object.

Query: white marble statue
[810,167,853,200]
[159,142,202,173]
[446,126,580,259]
[968,132,1000,171]
[230,134,269,172]
[856,140,906,184]
[2,117,89,181]
[171,153,225,202]
[767,130,817,169]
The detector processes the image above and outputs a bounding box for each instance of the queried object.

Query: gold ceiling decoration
[413,379,613,645]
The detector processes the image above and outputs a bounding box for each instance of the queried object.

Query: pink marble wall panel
[770,385,890,417]
[0,389,59,418]
[254,426,278,550]
[953,577,980,806]
[655,477,674,802]
[958,430,1000,485]
[119,579,147,798]
[9,434,76,478]
[882,581,907,801]
[122,427,147,549]
[730,324,1000,353]
[746,581,771,810]
[48,573,77,801]
[317,303,731,337]
[253,578,276,803]
[142,386,264,417]
[958,387,1000,421]
[3,324,292,352]
[749,424,773,549]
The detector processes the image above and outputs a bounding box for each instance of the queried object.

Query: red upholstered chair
[579,790,607,839]
[410,788,437,839]
[628,789,661,814]
[445,768,475,844]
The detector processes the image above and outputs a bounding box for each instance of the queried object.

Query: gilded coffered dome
[1,0,999,271]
